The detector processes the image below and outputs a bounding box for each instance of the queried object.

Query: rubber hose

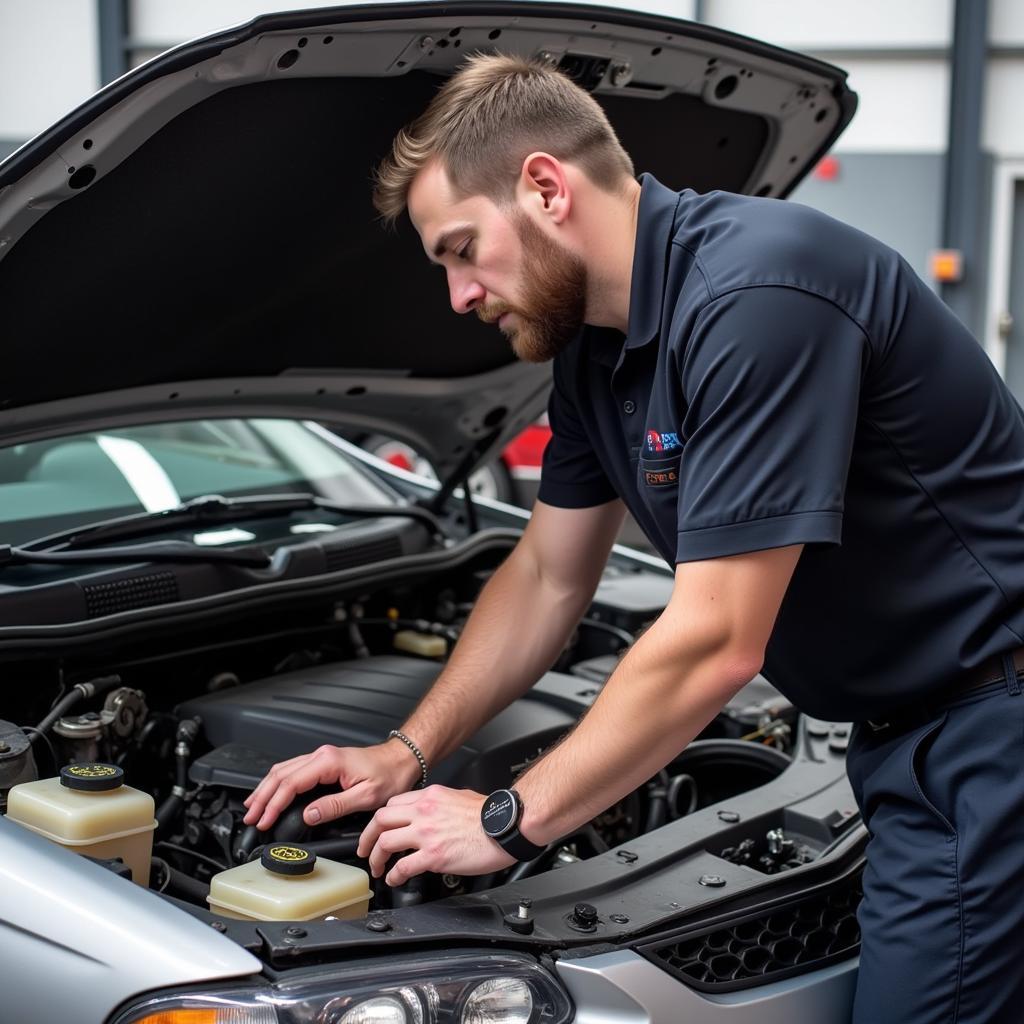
[644,791,667,832]
[667,773,698,818]
[155,719,198,832]
[644,770,670,832]
[233,825,262,863]
[160,863,211,905]
[34,674,122,738]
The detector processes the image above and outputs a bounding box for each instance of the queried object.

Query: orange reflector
[133,1011,220,1024]
[929,249,963,283]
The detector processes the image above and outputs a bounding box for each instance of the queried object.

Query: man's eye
[456,242,473,261]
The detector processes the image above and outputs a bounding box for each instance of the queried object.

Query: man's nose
[448,272,485,315]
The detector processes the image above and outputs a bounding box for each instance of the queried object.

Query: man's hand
[358,786,516,886]
[243,740,423,831]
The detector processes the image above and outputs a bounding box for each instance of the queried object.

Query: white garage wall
[129,0,699,48]
[0,0,99,142]
[984,59,1024,158]
[0,1,1018,162]
[990,0,1024,45]
[828,59,950,153]
[129,0,365,48]
[702,0,953,49]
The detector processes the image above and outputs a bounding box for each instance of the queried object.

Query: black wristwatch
[480,788,547,861]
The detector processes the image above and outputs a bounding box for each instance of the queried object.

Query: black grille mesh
[83,572,179,618]
[649,876,862,992]
[324,536,402,573]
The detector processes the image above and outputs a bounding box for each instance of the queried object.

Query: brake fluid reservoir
[6,763,156,886]
[208,844,372,922]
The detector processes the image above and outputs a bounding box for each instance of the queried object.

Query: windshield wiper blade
[0,541,271,570]
[20,493,442,553]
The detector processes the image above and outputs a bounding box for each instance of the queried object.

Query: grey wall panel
[1001,182,1024,401]
[791,152,942,289]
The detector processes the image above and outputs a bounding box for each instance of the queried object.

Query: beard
[476,211,587,364]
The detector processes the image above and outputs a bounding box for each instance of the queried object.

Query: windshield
[0,418,394,545]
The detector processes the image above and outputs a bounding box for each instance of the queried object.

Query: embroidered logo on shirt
[645,429,680,453]
[643,465,679,486]
[642,428,682,486]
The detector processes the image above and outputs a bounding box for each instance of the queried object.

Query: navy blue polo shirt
[538,173,1024,721]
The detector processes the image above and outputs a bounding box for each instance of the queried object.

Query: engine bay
[0,539,826,922]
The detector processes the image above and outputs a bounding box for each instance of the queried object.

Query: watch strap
[496,824,546,861]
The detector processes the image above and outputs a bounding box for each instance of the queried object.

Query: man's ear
[517,153,572,225]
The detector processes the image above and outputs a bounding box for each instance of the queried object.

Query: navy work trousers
[846,665,1024,1023]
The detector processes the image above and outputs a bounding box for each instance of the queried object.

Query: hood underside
[0,1,855,479]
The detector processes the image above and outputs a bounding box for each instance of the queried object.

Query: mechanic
[244,54,1024,1023]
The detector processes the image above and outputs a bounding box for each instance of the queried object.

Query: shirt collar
[624,173,682,350]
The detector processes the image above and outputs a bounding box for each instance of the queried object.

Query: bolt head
[610,62,633,87]
[366,916,391,933]
[717,810,740,823]
[573,902,598,924]
[211,921,227,932]
[285,926,306,937]
[699,874,727,888]
[610,913,630,924]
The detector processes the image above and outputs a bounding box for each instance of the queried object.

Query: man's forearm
[514,610,760,844]
[399,544,598,767]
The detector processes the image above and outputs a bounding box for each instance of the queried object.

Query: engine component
[6,764,156,885]
[51,683,147,765]
[589,568,674,632]
[207,843,371,922]
[178,656,586,794]
[667,739,791,813]
[53,714,104,763]
[0,720,37,810]
[155,716,202,833]
[189,743,275,791]
[34,675,122,737]
[393,629,447,658]
[104,687,149,739]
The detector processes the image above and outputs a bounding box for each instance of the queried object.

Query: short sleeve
[675,286,868,563]
[537,357,619,509]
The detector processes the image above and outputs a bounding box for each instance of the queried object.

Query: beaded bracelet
[388,729,428,789]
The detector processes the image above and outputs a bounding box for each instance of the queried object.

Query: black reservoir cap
[60,763,124,791]
[262,843,316,876]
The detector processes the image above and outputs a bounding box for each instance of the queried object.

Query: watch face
[481,788,519,838]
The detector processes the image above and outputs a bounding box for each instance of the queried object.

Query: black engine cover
[179,656,590,793]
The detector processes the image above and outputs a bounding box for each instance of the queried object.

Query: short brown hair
[373,52,635,225]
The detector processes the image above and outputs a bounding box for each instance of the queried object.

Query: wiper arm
[0,541,271,570]
[20,493,442,553]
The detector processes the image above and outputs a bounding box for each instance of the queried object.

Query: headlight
[110,952,571,1024]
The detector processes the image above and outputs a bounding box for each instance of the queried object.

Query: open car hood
[0,1,855,481]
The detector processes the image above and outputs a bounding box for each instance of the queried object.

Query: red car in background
[361,417,550,506]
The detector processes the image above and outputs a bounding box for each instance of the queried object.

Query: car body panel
[0,816,261,1022]
[557,949,858,1024]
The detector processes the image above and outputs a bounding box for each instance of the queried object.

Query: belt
[962,645,1024,690]
[866,646,1024,733]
